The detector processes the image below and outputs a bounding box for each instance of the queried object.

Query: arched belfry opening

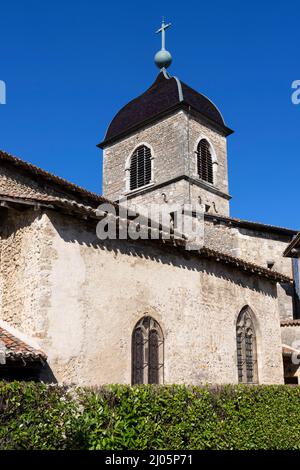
[129,145,152,191]
[196,139,214,184]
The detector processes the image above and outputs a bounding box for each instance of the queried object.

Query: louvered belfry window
[197,139,213,184]
[132,316,164,385]
[130,145,152,190]
[236,307,258,384]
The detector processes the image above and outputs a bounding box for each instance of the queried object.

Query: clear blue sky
[0,0,299,228]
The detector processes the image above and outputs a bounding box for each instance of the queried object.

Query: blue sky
[0,0,299,228]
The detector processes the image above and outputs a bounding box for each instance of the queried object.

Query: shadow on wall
[0,206,40,238]
[0,362,58,384]
[47,210,278,299]
[39,363,58,384]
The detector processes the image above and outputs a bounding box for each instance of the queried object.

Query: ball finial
[154,49,172,69]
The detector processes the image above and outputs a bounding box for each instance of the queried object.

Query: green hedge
[0,381,300,450]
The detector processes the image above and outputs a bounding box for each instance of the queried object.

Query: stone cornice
[124,174,231,201]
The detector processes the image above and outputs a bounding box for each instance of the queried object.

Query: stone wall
[0,207,284,386]
[102,110,230,216]
[103,111,187,201]
[124,179,229,221]
[0,207,52,340]
[204,218,294,320]
[204,220,293,276]
[190,182,229,216]
[187,114,229,196]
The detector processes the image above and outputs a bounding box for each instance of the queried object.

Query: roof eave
[283,233,300,257]
[98,102,234,149]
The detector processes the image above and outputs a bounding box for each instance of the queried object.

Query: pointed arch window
[130,145,152,190]
[236,307,258,384]
[132,316,164,385]
[197,139,213,184]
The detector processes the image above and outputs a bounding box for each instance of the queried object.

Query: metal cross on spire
[156,17,171,51]
[154,18,172,70]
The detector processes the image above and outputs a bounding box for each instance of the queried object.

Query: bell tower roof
[99,70,233,148]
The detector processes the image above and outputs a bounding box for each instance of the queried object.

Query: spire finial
[154,18,172,69]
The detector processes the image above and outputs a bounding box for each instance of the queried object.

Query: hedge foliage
[0,381,300,450]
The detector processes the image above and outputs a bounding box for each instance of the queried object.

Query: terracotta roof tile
[0,327,46,362]
[0,149,108,206]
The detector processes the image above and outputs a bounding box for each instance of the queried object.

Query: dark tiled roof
[99,71,233,147]
[0,326,46,362]
[281,319,300,327]
[0,149,107,207]
[283,233,300,258]
[181,81,224,126]
[205,212,297,237]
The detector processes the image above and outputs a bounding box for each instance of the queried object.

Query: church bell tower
[98,20,233,217]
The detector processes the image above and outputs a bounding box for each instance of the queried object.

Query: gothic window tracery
[236,307,258,383]
[132,316,164,384]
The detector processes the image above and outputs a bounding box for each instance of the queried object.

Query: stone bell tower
[98,20,233,217]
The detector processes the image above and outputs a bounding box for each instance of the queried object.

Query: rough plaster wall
[0,208,51,340]
[38,211,283,386]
